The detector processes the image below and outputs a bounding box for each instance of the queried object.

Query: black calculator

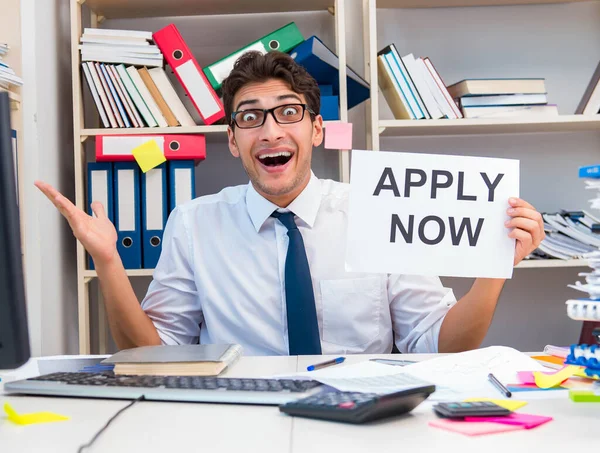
[279,385,435,424]
[433,401,512,419]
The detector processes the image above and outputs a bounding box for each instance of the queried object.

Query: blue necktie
[272,211,322,355]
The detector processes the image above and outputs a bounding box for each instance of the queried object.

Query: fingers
[506,217,545,246]
[508,197,534,210]
[34,180,80,222]
[91,201,107,219]
[508,227,532,248]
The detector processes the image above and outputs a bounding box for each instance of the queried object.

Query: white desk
[0,354,597,453]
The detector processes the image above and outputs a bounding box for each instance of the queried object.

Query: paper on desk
[398,346,548,396]
[272,360,461,400]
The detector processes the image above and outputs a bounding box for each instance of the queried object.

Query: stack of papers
[273,346,554,401]
[79,28,163,67]
[527,212,600,260]
[567,250,600,300]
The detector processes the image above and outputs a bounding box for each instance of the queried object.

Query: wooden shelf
[81,259,587,280]
[81,125,229,137]
[83,269,154,281]
[515,259,589,269]
[81,121,335,137]
[378,115,600,137]
[84,0,336,19]
[377,0,594,8]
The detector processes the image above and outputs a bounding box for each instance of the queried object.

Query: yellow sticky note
[533,365,580,389]
[463,398,527,411]
[132,140,166,173]
[4,403,70,425]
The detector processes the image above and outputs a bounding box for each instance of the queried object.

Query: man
[36,51,545,355]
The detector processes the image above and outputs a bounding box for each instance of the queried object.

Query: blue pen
[307,357,345,371]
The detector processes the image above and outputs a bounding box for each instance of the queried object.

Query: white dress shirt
[141,171,457,356]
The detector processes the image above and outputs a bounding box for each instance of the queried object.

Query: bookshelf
[363,0,600,148]
[71,0,350,353]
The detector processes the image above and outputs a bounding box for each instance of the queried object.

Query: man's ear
[312,114,324,147]
[227,126,240,158]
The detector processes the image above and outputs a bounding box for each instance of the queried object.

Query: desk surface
[0,354,597,453]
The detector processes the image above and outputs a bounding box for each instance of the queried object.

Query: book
[459,93,548,107]
[447,78,547,98]
[102,344,243,376]
[461,104,558,119]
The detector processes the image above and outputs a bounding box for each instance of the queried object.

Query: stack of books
[80,27,200,129]
[447,78,558,119]
[0,43,23,91]
[377,44,462,120]
[579,164,600,210]
[82,23,371,130]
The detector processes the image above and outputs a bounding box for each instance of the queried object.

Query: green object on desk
[569,389,600,402]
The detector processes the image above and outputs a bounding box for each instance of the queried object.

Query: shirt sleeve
[388,274,457,353]
[140,206,203,345]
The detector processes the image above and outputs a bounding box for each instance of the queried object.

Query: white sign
[346,150,520,279]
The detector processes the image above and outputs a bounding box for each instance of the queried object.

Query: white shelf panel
[84,0,335,19]
[82,259,587,280]
[515,259,589,269]
[81,125,229,136]
[378,115,600,137]
[81,121,334,137]
[377,0,595,8]
[83,269,155,280]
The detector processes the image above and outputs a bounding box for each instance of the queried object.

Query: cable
[77,395,145,453]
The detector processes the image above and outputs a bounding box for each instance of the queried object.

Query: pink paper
[464,413,553,429]
[324,122,352,150]
[516,370,568,386]
[428,419,523,436]
[516,371,537,385]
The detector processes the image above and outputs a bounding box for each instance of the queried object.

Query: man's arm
[438,197,545,353]
[35,181,160,349]
[96,254,161,349]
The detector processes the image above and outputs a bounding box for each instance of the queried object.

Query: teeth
[258,151,291,160]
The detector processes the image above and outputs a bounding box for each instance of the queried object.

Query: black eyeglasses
[231,103,316,129]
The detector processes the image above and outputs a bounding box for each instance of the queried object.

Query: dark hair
[221,51,320,127]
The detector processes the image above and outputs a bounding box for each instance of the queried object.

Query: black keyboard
[279,385,435,423]
[5,372,324,405]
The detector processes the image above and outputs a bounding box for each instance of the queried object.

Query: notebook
[102,344,243,376]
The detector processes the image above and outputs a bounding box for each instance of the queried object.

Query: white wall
[23,1,600,354]
[20,0,77,356]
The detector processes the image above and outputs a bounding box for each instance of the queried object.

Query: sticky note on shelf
[463,398,527,412]
[4,403,70,425]
[324,121,352,150]
[132,140,166,173]
[533,365,580,389]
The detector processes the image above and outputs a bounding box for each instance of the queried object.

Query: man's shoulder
[178,184,248,213]
[318,177,350,200]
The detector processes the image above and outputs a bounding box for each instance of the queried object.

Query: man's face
[227,79,323,205]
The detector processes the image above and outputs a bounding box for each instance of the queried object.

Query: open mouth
[257,151,293,168]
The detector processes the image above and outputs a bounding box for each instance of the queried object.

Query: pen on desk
[488,373,512,398]
[307,357,345,371]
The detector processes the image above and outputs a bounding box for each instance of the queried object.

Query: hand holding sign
[346,150,522,279]
[506,197,545,266]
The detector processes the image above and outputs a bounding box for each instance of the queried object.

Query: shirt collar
[246,171,321,233]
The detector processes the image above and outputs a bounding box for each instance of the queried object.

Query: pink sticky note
[517,370,569,386]
[324,122,352,150]
[428,419,523,436]
[464,413,553,429]
[516,371,537,385]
